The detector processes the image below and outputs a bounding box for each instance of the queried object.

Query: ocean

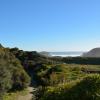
[49,52,84,57]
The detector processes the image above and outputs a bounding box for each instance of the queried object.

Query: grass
[4,64,100,100]
[3,89,28,100]
[40,74,100,100]
[35,63,100,86]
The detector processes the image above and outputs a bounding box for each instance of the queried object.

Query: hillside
[39,51,51,57]
[0,46,30,100]
[83,48,100,57]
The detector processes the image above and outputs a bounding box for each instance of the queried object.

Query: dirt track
[17,87,36,100]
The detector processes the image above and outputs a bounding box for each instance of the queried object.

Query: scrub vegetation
[0,44,100,100]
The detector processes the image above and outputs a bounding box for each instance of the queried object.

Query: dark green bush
[12,68,30,90]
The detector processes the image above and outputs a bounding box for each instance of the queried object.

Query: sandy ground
[16,87,36,100]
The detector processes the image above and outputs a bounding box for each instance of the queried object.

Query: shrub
[0,66,12,100]
[40,74,100,100]
[0,47,30,99]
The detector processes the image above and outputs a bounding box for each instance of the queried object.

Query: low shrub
[40,74,100,100]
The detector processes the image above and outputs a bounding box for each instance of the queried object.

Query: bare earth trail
[16,71,38,100]
[17,87,35,100]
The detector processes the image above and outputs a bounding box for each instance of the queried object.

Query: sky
[0,0,100,51]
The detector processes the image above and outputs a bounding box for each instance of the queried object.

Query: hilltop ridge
[83,48,100,57]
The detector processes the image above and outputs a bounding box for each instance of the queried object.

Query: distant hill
[82,48,100,57]
[0,43,3,48]
[39,51,51,57]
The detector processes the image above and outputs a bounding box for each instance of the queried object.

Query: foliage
[0,46,30,99]
[0,66,12,100]
[12,68,30,90]
[34,64,85,86]
[3,88,28,100]
[62,57,100,65]
[1,45,100,100]
[40,74,100,100]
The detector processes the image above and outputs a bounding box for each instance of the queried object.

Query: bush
[0,47,30,99]
[0,66,12,100]
[12,68,30,90]
[40,74,100,100]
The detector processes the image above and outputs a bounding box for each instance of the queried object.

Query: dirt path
[17,87,36,100]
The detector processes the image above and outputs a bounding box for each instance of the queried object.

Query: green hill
[0,46,30,99]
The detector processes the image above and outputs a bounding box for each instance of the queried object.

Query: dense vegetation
[52,56,100,65]
[0,44,100,100]
[40,74,100,100]
[0,45,30,100]
[62,57,100,65]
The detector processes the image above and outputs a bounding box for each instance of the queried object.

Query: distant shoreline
[51,54,81,57]
[49,52,84,57]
